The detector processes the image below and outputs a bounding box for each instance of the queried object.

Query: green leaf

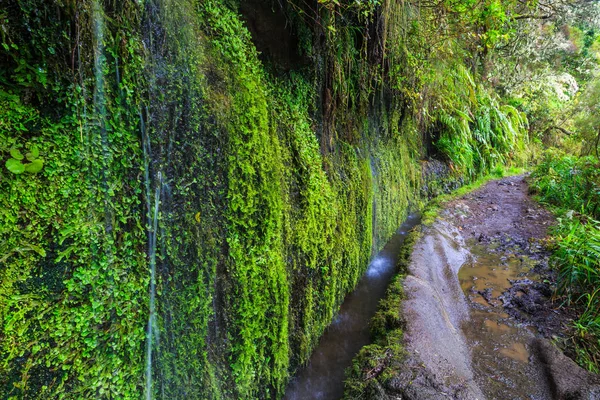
[23,243,46,257]
[25,158,44,173]
[6,158,25,174]
[10,148,24,160]
[26,145,39,161]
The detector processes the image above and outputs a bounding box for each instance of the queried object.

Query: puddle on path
[458,243,552,399]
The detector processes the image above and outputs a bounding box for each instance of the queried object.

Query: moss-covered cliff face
[0,0,528,398]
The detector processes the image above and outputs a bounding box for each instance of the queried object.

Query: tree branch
[546,126,575,136]
[514,13,553,20]
[595,127,600,158]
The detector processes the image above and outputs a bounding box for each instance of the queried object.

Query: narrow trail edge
[388,175,600,400]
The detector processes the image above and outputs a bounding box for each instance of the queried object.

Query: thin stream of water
[144,172,161,400]
[369,156,378,254]
[284,214,420,400]
[91,0,114,238]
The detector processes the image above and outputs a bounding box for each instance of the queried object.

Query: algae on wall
[0,0,528,398]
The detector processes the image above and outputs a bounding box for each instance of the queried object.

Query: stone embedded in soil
[500,279,567,338]
[477,288,494,304]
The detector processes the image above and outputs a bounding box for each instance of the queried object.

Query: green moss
[1,1,148,397]
[0,0,539,398]
[199,4,424,395]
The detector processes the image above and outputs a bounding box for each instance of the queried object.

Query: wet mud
[393,175,600,400]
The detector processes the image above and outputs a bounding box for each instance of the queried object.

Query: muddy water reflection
[284,214,420,400]
[458,244,552,399]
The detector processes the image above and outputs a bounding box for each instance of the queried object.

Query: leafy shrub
[531,150,600,218]
[552,217,600,372]
[532,152,600,372]
[429,64,529,178]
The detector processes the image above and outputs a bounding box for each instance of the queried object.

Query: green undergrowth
[1,0,540,398]
[343,229,422,399]
[426,64,530,178]
[531,151,600,373]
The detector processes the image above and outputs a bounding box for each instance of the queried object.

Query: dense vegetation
[532,153,600,372]
[521,2,600,374]
[0,0,598,399]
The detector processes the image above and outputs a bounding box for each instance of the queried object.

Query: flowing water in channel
[284,214,420,400]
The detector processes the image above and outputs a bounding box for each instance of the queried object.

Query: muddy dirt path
[389,175,600,400]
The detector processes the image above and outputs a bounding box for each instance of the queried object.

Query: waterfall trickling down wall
[369,155,379,255]
[140,1,226,397]
[1,1,429,398]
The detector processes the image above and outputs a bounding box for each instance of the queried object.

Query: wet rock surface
[387,221,484,400]
[392,175,600,400]
[534,339,600,400]
[420,160,464,199]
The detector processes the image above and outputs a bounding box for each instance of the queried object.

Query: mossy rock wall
[0,0,527,398]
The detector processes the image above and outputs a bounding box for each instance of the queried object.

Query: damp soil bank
[347,175,600,399]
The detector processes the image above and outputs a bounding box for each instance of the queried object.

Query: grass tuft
[531,151,600,372]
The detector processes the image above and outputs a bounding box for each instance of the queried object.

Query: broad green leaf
[6,158,25,174]
[25,158,44,173]
[30,145,40,159]
[26,145,40,161]
[10,148,24,160]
